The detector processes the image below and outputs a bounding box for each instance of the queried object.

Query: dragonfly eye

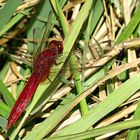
[49,40,63,54]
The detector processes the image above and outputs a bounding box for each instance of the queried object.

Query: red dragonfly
[6,40,63,129]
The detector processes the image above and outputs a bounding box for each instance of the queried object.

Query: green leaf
[55,73,140,136]
[0,80,15,107]
[116,4,140,43]
[0,0,23,36]
[0,100,10,117]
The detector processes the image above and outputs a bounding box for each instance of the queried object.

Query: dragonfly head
[49,40,63,54]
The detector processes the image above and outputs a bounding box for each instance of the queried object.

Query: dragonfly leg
[48,77,52,83]
[54,56,65,65]
[60,77,74,87]
[55,60,63,65]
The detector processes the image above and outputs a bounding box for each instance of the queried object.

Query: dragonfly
[6,40,63,129]
[5,24,112,129]
[5,39,104,129]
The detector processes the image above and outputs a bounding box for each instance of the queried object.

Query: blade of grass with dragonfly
[3,3,54,114]
[7,0,57,138]
[22,0,68,113]
[22,0,69,114]
[19,1,94,140]
[21,1,56,103]
[7,0,65,121]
